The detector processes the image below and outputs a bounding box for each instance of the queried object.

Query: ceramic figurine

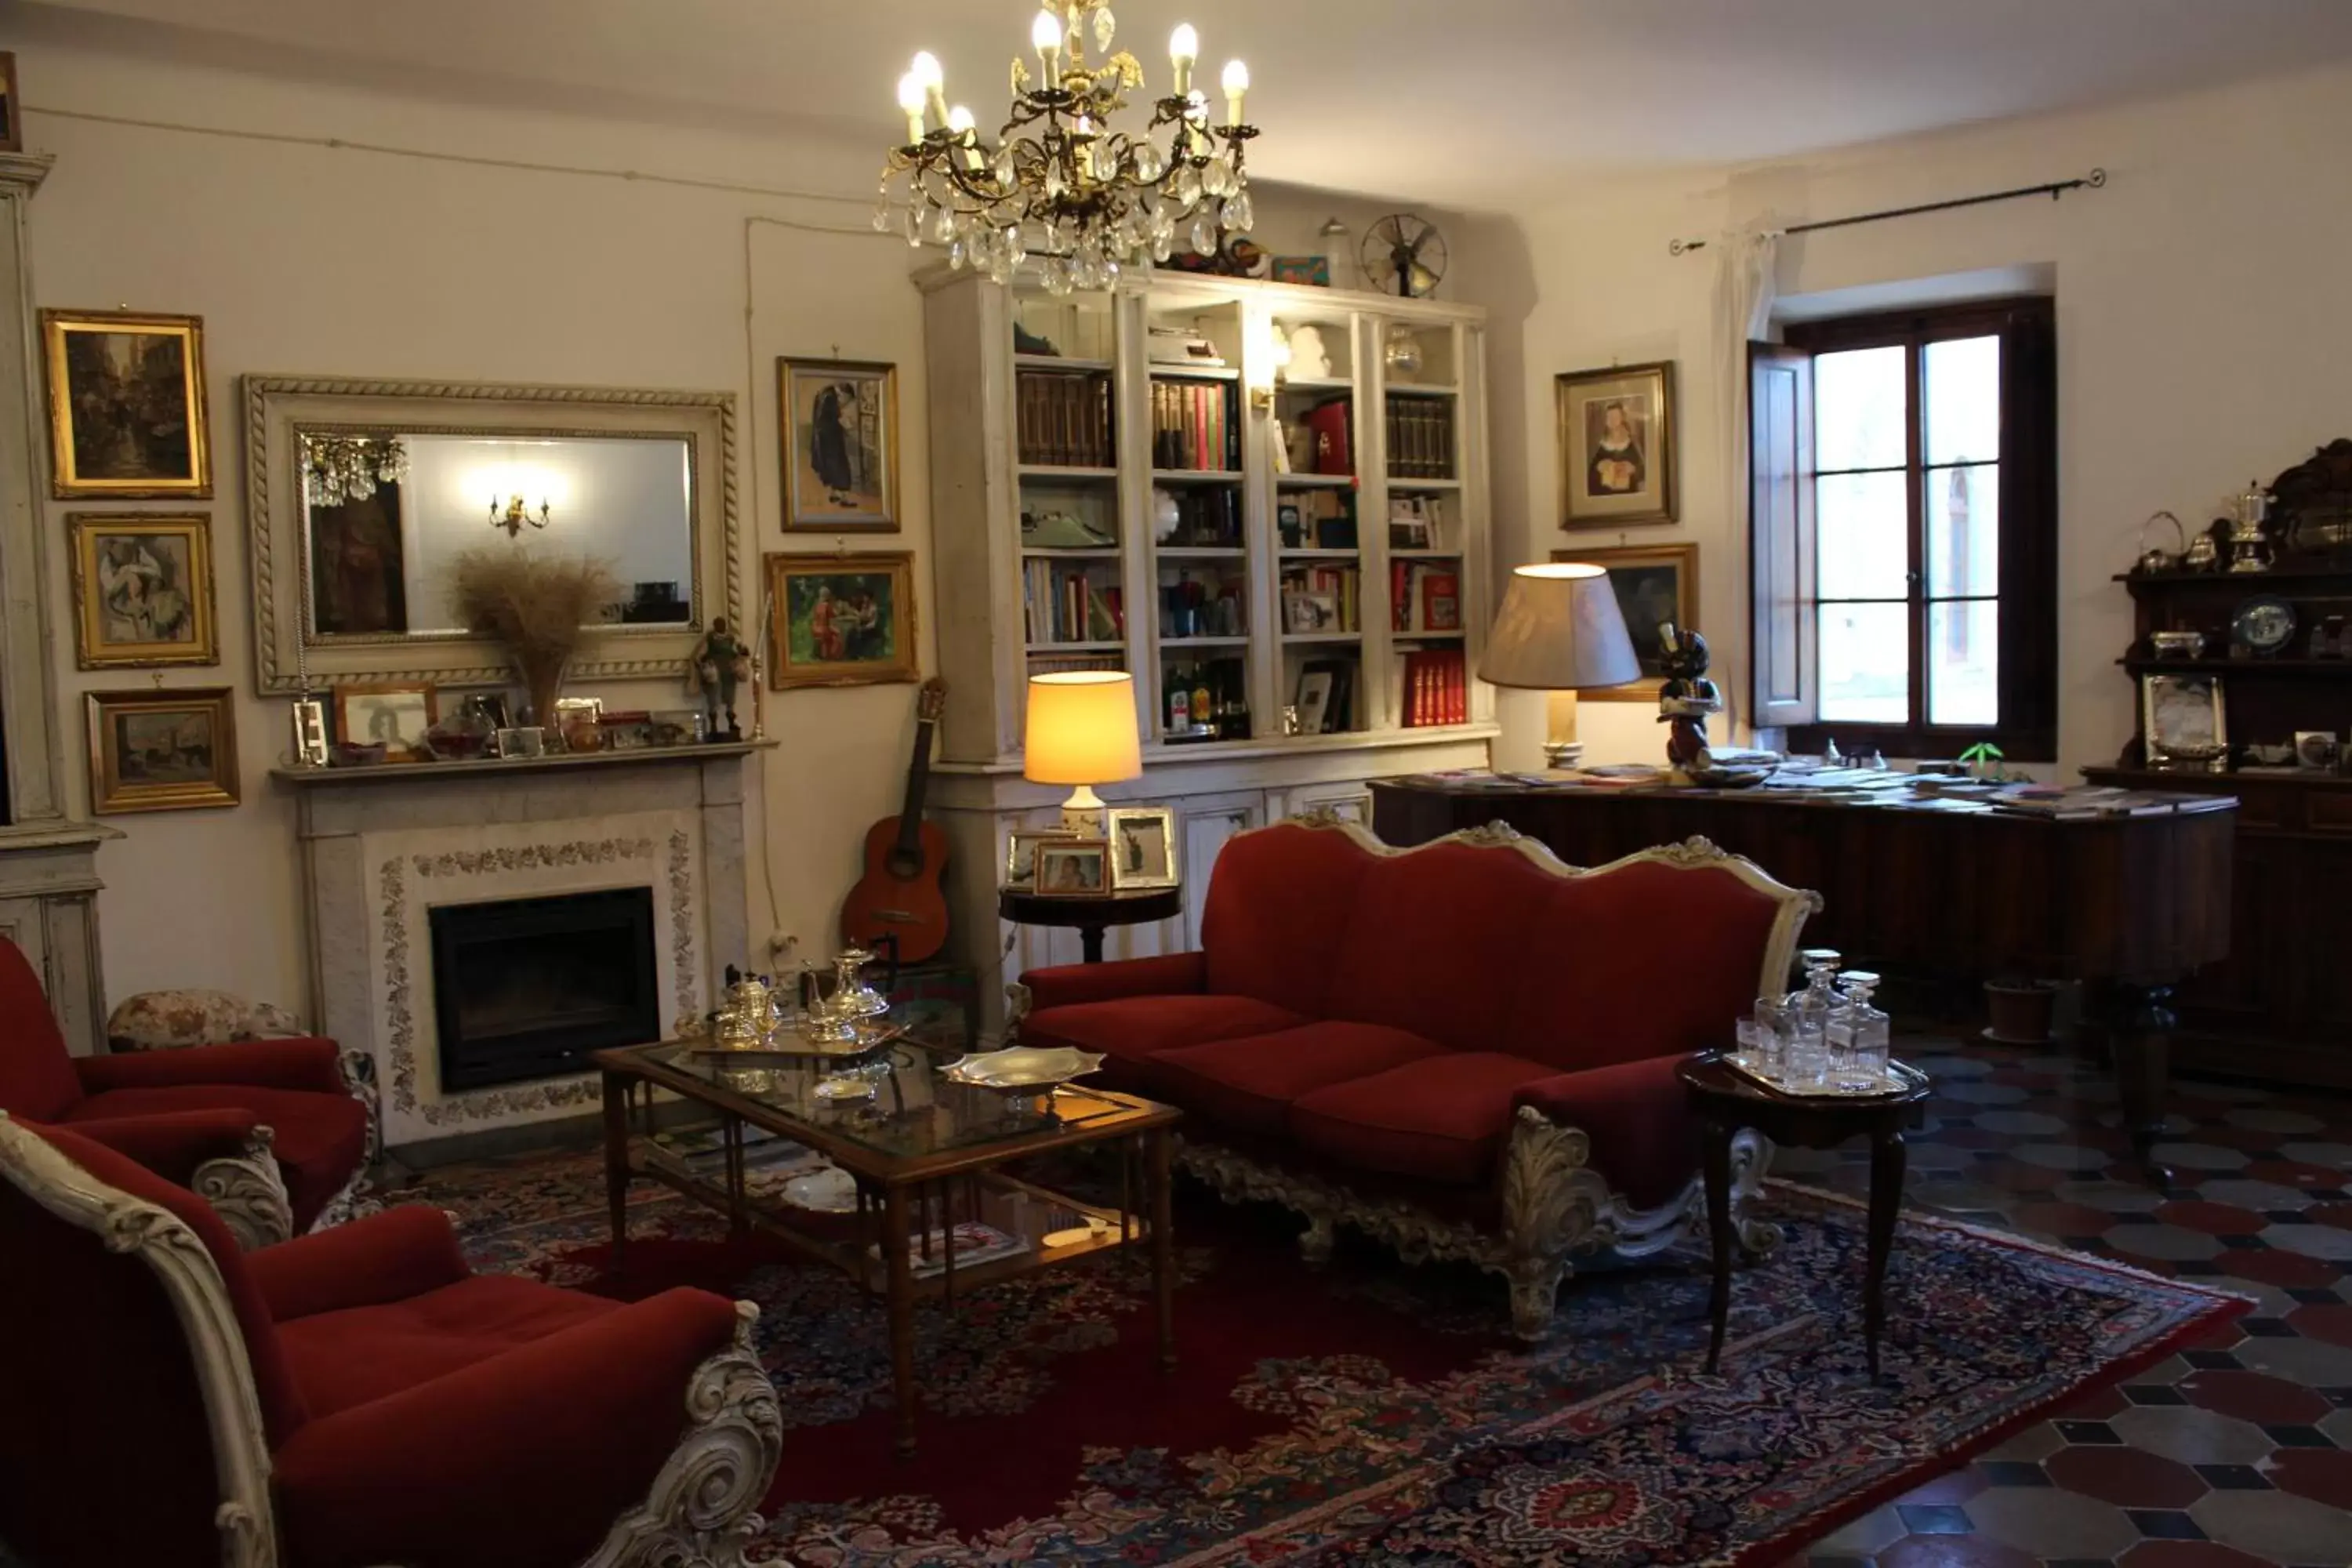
[1655,622,1722,779]
[690,618,753,740]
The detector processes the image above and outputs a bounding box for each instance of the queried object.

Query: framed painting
[332,683,439,760]
[86,687,238,814]
[1556,361,1675,528]
[1549,542,1698,702]
[1033,839,1111,897]
[0,52,19,154]
[42,309,211,498]
[68,513,219,669]
[763,551,920,688]
[778,358,898,532]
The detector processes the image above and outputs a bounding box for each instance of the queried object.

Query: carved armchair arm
[272,1294,779,1568]
[1020,951,1208,1013]
[248,1203,469,1320]
[64,1108,293,1249]
[74,1036,348,1096]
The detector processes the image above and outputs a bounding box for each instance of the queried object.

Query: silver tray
[1723,1054,1926,1101]
[686,1019,902,1061]
[940,1046,1105,1093]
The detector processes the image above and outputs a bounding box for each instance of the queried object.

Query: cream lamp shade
[1479,563,1641,691]
[1025,670,1142,833]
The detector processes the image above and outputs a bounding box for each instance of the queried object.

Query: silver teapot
[798,948,891,1043]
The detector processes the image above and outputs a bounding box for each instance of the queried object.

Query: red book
[1305,399,1352,477]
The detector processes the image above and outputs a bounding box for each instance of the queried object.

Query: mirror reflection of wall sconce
[489,495,552,536]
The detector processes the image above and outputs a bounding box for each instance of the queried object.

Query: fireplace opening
[428,887,660,1091]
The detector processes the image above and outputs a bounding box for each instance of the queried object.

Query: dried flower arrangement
[446,547,620,729]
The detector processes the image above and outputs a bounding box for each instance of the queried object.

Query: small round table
[998,885,1184,964]
[1677,1053,1932,1380]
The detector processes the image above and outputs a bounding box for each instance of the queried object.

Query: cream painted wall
[15,41,1464,1016]
[1475,61,2352,775]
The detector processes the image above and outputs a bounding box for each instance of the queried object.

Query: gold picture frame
[1031,838,1111,897]
[778,357,900,532]
[1004,826,1080,891]
[42,309,212,498]
[1556,360,1675,528]
[763,551,920,688]
[332,683,440,761]
[1105,806,1180,891]
[69,512,220,670]
[86,687,238,814]
[1549,542,1699,702]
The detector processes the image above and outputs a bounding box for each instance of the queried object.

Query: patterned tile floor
[1777,1034,2352,1568]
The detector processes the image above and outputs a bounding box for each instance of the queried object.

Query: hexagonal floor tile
[2278,1141,2352,1171]
[2235,1334,2352,1387]
[2287,1300,2352,1348]
[2195,1177,2320,1212]
[2015,1142,2118,1171]
[2118,1542,2292,1568]
[1810,1503,1906,1555]
[2149,1142,2252,1174]
[2269,1447,2352,1510]
[2105,1223,2228,1263]
[1967,1484,2140,1559]
[2264,1223,2352,1261]
[1875,1534,2039,1568]
[2154,1200,2269,1236]
[2177,1367,2332,1425]
[2042,1443,2208,1508]
[2223,1106,2329,1136]
[1940,1080,2032,1105]
[2107,1405,2277,1466]
[2213,1246,2342,1290]
[2053,1178,2170,1213]
[1973,1109,2071,1138]
[2187,1487,2352,1564]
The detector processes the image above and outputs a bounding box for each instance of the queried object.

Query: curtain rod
[1668,167,2105,256]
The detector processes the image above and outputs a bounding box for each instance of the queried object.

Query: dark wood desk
[1372,776,2236,1180]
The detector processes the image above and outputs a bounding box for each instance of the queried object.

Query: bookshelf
[919,265,1496,1012]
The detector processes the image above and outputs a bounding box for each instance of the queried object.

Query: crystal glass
[1750,996,1788,1077]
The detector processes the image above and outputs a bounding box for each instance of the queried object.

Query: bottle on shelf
[1192,669,1213,733]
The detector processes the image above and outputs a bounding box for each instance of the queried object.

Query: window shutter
[1749,340,1816,728]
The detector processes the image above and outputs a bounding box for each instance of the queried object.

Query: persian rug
[422,1148,2246,1567]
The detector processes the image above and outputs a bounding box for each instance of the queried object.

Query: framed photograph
[2140,673,2227,768]
[42,309,211,498]
[1004,826,1079,891]
[0,52,20,154]
[1549,542,1699,702]
[69,513,219,669]
[86,687,238,814]
[1295,667,1334,735]
[1032,839,1110,897]
[1556,361,1675,528]
[1107,807,1179,891]
[289,697,328,768]
[764,551,920,688]
[333,683,439,760]
[778,357,898,532]
[1270,256,1330,287]
[2294,730,2339,771]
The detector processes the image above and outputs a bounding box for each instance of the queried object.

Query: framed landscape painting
[69,513,219,669]
[1556,361,1675,528]
[42,309,212,498]
[1550,542,1698,702]
[779,357,898,532]
[86,687,238,814]
[763,551,919,688]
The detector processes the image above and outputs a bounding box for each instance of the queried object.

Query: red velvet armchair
[0,939,371,1235]
[0,1112,782,1568]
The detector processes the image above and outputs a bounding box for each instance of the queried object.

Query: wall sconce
[489,495,552,536]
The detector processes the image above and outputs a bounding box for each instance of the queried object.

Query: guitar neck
[893,720,935,853]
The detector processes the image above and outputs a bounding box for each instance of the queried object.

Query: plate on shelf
[2231,594,2296,655]
[781,1166,858,1213]
[941,1047,1105,1093]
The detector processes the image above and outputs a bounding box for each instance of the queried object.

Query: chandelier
[299,433,409,508]
[877,1,1256,295]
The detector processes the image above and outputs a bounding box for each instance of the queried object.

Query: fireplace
[428,887,661,1091]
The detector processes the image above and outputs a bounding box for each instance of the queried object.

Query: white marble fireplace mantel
[282,742,768,1149]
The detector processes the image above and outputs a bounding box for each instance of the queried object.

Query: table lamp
[1025,670,1142,836]
[1479,563,1641,768]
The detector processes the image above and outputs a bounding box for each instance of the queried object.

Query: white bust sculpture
[1284,324,1332,381]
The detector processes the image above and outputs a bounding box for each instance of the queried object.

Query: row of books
[1017,369,1116,468]
[1399,648,1469,728]
[1152,378,1240,472]
[1022,561,1124,644]
[1385,396,1456,480]
[1280,564,1361,635]
[1390,561,1463,633]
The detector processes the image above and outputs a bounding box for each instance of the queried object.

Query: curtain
[1712,230,1779,742]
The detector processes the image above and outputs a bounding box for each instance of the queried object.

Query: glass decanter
[1835,971,1890,1091]
[1784,950,1841,1091]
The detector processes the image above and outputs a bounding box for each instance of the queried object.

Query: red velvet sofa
[0,938,371,1236]
[0,1112,782,1568]
[1014,820,1820,1337]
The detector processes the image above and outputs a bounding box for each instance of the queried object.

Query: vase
[1983,978,2059,1046]
[521,659,567,737]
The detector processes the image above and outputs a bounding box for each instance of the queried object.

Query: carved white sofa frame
[0,1112,783,1568]
[1090,822,1823,1340]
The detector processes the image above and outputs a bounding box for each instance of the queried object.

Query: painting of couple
[764,551,920,688]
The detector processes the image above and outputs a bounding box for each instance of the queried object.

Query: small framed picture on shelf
[86,687,238,815]
[333,683,438,761]
[1269,256,1330,287]
[1032,839,1111,897]
[2294,730,2339,771]
[1388,496,1432,550]
[1004,826,1079,891]
[1294,667,1334,735]
[1106,807,1179,891]
[1276,501,1304,549]
[1555,360,1676,528]
[2140,673,2227,770]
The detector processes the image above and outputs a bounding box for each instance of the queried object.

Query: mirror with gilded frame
[245,376,739,694]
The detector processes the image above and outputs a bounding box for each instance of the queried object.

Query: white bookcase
[918,265,1497,1029]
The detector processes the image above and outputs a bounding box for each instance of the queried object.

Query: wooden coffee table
[595,1035,1181,1456]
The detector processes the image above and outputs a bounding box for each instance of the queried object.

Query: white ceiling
[23,0,2352,205]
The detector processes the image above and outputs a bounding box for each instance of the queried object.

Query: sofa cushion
[1502,858,1786,1073]
[1200,824,1378,1015]
[1289,1051,1561,1185]
[71,1083,369,1231]
[0,940,84,1123]
[277,1273,620,1419]
[1324,839,1564,1054]
[1149,1022,1447,1134]
[1020,994,1312,1084]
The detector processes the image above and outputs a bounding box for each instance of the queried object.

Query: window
[1749,297,2056,760]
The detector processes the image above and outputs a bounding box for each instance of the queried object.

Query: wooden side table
[998,885,1183,964]
[1677,1053,1932,1380]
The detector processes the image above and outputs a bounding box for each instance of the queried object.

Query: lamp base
[1541,740,1584,771]
[1058,783,1108,838]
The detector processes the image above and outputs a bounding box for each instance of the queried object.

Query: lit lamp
[1025,670,1142,836]
[1479,563,1640,769]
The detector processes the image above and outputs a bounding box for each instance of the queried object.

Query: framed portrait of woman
[1556,361,1677,529]
[778,357,899,532]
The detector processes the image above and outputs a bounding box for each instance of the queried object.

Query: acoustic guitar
[840,677,950,964]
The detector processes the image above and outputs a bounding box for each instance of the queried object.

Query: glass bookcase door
[1144,292,1252,746]
[1374,317,1471,731]
[1272,303,1368,739]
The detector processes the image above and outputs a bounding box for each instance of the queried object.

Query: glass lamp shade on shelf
[1479,564,1641,692]
[1025,670,1142,834]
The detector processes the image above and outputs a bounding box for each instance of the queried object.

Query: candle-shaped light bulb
[1032,10,1063,83]
[895,71,927,143]
[1169,22,1198,95]
[1221,59,1248,126]
[909,49,949,127]
[946,103,978,169]
[947,104,976,138]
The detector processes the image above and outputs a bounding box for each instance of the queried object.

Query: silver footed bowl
[941,1046,1106,1093]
